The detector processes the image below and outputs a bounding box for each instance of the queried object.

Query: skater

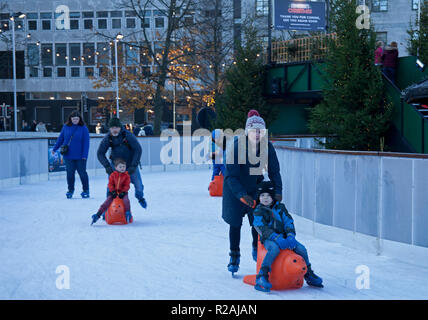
[91,158,133,225]
[253,181,323,291]
[222,110,282,275]
[210,129,226,181]
[52,111,90,199]
[97,117,147,209]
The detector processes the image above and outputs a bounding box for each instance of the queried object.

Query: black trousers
[229,212,258,252]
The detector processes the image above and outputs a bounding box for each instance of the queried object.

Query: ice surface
[0,169,427,299]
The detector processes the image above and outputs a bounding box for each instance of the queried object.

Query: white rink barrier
[0,135,212,188]
[275,146,428,259]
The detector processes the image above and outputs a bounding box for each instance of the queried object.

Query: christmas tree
[308,0,391,151]
[215,26,277,131]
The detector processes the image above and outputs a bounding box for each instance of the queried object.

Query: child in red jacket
[91,158,132,225]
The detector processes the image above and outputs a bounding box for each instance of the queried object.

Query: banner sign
[274,0,326,31]
[48,139,66,172]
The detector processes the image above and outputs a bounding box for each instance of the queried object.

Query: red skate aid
[105,197,133,225]
[243,239,307,290]
[209,174,224,197]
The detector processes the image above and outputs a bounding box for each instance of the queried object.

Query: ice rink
[1,169,427,299]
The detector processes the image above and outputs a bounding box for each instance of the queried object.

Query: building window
[27,44,40,66]
[125,11,137,17]
[141,17,150,28]
[97,42,109,65]
[85,67,94,77]
[57,67,66,77]
[412,0,420,10]
[84,19,93,29]
[155,17,164,28]
[255,0,269,17]
[41,12,52,30]
[98,19,107,29]
[28,20,37,30]
[83,11,94,18]
[371,0,388,12]
[96,11,108,18]
[110,11,123,17]
[376,32,387,46]
[42,20,51,30]
[43,67,52,77]
[55,43,67,66]
[112,18,121,29]
[70,20,79,30]
[69,43,81,66]
[83,43,95,65]
[126,44,138,65]
[29,67,38,77]
[126,18,136,28]
[41,44,53,66]
[71,67,80,77]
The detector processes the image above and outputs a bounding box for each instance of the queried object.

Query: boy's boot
[91,213,101,225]
[255,266,272,292]
[125,211,133,223]
[81,190,90,198]
[227,250,240,275]
[304,264,323,288]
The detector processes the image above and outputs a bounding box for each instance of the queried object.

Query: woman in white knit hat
[222,109,283,276]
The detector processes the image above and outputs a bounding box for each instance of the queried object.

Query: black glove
[105,166,114,175]
[127,166,137,175]
[240,195,256,208]
[109,191,118,198]
[119,192,127,199]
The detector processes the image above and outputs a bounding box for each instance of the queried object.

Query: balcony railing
[268,33,337,64]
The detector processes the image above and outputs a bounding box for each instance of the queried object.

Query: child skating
[253,181,323,291]
[91,158,133,225]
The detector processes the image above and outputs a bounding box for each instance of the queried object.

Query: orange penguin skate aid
[243,238,307,290]
[105,197,132,225]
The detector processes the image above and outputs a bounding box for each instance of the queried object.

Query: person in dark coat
[222,110,282,275]
[382,41,399,84]
[52,111,90,198]
[97,117,147,209]
[30,120,37,132]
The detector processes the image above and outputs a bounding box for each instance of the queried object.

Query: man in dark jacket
[97,117,147,209]
[382,41,399,84]
[222,110,282,275]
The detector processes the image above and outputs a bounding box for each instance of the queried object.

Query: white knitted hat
[245,110,266,133]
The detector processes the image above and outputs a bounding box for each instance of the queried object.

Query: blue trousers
[65,159,89,192]
[261,239,310,270]
[106,161,144,200]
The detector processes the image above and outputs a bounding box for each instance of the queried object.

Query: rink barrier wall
[275,146,428,260]
[0,135,214,189]
[0,134,319,189]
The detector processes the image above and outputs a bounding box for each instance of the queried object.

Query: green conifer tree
[308,0,391,151]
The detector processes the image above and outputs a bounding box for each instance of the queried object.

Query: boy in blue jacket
[253,181,323,291]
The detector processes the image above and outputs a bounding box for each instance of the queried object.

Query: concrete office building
[0,0,206,132]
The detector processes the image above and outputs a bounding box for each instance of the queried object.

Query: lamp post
[9,12,25,134]
[114,33,124,118]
